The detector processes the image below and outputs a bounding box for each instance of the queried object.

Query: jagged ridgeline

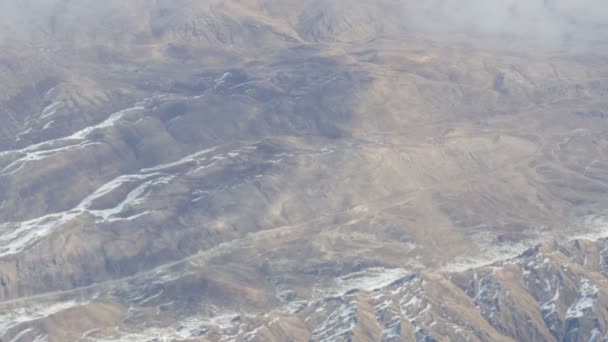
[1,1,608,341]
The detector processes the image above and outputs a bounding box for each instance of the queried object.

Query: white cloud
[402,0,608,46]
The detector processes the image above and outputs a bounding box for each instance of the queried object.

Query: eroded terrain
[1,1,608,341]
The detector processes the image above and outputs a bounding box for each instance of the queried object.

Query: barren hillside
[1,1,608,341]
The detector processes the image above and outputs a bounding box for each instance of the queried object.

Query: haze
[1,0,608,48]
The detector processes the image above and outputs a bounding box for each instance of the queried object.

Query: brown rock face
[1,1,608,341]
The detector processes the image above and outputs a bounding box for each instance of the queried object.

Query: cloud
[401,0,608,47]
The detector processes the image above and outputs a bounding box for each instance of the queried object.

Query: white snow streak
[0,300,83,333]
[566,278,598,319]
[330,267,410,296]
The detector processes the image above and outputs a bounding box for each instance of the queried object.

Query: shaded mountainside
[1,1,608,341]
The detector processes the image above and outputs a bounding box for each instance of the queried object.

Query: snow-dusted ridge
[0,138,264,257]
[0,171,173,257]
[1,104,145,158]
[0,104,146,179]
[0,300,85,334]
[330,267,411,296]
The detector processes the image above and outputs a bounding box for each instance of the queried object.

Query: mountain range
[1,1,608,341]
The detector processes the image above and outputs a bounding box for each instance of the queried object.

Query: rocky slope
[1,1,608,341]
[4,236,608,341]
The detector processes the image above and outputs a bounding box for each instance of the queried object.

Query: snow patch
[0,141,101,176]
[68,106,144,140]
[15,128,33,141]
[0,300,83,333]
[140,146,219,173]
[566,278,598,319]
[32,334,48,342]
[589,328,601,342]
[40,101,62,119]
[8,328,33,342]
[0,211,81,257]
[214,72,232,88]
[442,239,535,273]
[42,120,55,130]
[329,267,411,296]
[0,172,172,256]
[541,285,560,323]
[89,312,242,342]
[312,300,357,342]
[0,105,145,176]
[574,215,608,241]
